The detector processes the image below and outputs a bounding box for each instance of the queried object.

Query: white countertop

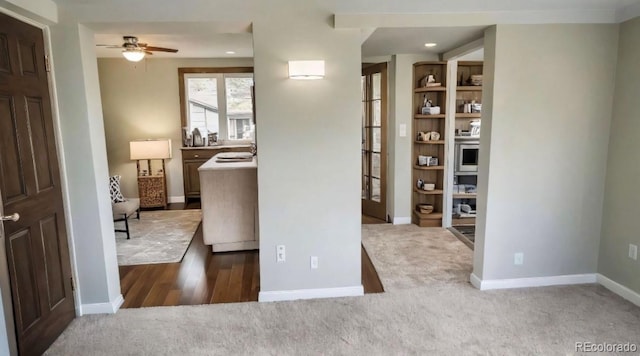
[181,144,252,150]
[198,153,257,171]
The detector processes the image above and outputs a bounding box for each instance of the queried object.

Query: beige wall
[98,57,254,201]
[253,2,362,295]
[387,53,438,223]
[599,17,640,294]
[475,24,619,281]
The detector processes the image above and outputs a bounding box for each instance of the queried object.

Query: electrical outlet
[276,245,285,263]
[310,256,318,269]
[514,253,524,265]
[629,244,638,261]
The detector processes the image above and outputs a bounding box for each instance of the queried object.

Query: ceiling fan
[97,35,178,62]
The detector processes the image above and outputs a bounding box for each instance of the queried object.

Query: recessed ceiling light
[225,51,236,54]
[424,43,437,48]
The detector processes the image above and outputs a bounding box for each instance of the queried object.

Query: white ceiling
[362,26,486,57]
[59,0,639,59]
[90,22,253,59]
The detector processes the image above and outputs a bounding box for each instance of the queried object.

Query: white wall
[97,58,254,201]
[253,1,362,296]
[475,24,619,281]
[49,22,122,311]
[599,16,640,294]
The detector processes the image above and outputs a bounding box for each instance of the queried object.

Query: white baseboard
[79,294,124,315]
[470,273,482,289]
[597,274,640,307]
[168,196,185,204]
[259,285,364,302]
[469,273,597,291]
[392,216,411,225]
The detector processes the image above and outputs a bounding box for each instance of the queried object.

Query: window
[180,68,254,143]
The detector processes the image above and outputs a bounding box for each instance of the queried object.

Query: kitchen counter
[181,144,252,150]
[198,155,257,171]
[198,153,259,252]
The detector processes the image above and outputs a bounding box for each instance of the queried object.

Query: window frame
[178,67,254,145]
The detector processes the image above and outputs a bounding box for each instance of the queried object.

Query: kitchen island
[198,153,259,252]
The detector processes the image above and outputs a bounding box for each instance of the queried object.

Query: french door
[361,63,387,221]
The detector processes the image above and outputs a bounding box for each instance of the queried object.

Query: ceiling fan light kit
[122,48,146,62]
[97,35,179,62]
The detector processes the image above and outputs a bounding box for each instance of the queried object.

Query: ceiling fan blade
[95,44,121,48]
[145,51,154,55]
[144,46,178,53]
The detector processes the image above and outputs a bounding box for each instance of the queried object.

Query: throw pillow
[109,175,125,203]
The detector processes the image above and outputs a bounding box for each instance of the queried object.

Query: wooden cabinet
[138,175,167,208]
[181,146,251,203]
[412,61,448,227]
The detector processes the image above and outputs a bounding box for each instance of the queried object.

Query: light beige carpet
[361,224,473,291]
[46,223,640,355]
[115,210,202,266]
[45,284,640,355]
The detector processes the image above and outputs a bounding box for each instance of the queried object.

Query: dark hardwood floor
[362,214,387,224]
[119,203,384,308]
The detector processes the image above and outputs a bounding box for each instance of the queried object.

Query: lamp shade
[130,139,172,160]
[122,49,145,62]
[288,60,325,79]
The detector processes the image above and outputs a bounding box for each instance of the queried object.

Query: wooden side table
[137,174,167,208]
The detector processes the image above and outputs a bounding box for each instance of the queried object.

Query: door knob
[1,213,19,222]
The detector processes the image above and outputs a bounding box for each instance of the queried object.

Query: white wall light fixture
[288,60,325,80]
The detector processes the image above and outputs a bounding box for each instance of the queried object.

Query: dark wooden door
[0,13,75,356]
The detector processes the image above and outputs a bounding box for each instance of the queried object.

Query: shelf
[414,188,443,195]
[414,114,445,119]
[457,86,482,91]
[413,165,444,170]
[414,211,443,220]
[455,113,481,119]
[414,140,445,145]
[453,193,477,198]
[414,86,446,93]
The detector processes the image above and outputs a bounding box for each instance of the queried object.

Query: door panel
[0,95,27,202]
[0,34,10,73]
[0,12,75,356]
[8,228,41,332]
[26,97,55,192]
[41,215,66,307]
[18,41,38,76]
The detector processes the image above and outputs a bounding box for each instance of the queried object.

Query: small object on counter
[430,131,440,140]
[192,127,205,147]
[416,178,424,190]
[207,132,218,146]
[417,204,434,214]
[418,155,430,166]
[418,132,430,141]
[421,106,441,115]
[470,75,483,86]
[471,103,482,113]
[422,183,435,191]
[428,157,438,166]
[470,120,481,136]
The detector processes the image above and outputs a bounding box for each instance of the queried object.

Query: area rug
[361,224,473,291]
[115,210,202,266]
